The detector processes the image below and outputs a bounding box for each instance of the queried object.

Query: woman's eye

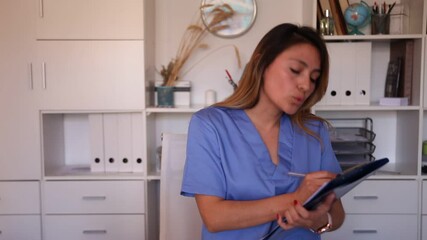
[290,68,300,74]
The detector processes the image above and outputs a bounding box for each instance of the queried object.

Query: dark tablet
[261,158,389,240]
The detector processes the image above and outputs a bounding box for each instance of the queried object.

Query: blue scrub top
[181,107,341,240]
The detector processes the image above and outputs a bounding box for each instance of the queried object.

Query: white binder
[131,113,145,173]
[89,114,105,172]
[103,113,119,172]
[117,113,133,172]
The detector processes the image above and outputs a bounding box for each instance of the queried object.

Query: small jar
[320,9,335,36]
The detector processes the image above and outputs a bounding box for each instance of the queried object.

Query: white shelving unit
[2,0,427,239]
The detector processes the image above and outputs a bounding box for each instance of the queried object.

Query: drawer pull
[353,195,378,200]
[82,196,107,200]
[83,230,107,234]
[353,229,378,234]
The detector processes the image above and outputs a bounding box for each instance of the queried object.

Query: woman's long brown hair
[215,23,330,139]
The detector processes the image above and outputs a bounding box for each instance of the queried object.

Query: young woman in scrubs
[181,23,345,239]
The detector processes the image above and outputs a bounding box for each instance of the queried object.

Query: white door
[36,0,144,40]
[0,0,41,179]
[35,41,145,110]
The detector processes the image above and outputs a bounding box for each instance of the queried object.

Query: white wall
[154,0,307,105]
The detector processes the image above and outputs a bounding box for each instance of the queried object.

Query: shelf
[314,105,421,111]
[44,165,145,180]
[323,34,423,41]
[146,105,204,113]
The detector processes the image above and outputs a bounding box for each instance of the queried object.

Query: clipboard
[261,158,389,240]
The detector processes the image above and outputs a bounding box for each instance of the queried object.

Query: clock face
[200,0,257,38]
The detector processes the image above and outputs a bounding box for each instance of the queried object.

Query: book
[261,158,390,240]
[384,58,402,98]
[390,40,414,104]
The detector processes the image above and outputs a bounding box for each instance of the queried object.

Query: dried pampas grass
[161,3,241,86]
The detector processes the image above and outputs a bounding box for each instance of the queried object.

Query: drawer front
[44,181,145,214]
[44,215,145,240]
[423,216,427,240]
[0,181,40,214]
[342,180,417,214]
[0,215,41,240]
[323,214,417,240]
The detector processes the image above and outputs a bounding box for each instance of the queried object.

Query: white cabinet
[35,41,145,110]
[36,0,144,40]
[0,0,41,180]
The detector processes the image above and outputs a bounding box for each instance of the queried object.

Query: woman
[181,23,345,239]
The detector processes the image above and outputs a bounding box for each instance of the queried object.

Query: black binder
[261,158,389,240]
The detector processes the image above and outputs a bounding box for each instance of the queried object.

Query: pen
[288,171,306,177]
[225,69,237,90]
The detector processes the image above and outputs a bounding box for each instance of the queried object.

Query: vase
[156,85,174,107]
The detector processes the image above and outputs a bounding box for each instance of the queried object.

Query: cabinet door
[36,0,144,39]
[35,41,145,110]
[0,215,41,240]
[0,0,41,179]
[0,182,40,214]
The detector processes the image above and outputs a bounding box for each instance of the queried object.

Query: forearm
[195,193,297,232]
[329,199,345,231]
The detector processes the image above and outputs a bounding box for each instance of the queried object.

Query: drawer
[341,180,417,214]
[0,215,41,240]
[0,181,40,214]
[44,181,145,214]
[43,215,145,240]
[323,214,417,240]
[423,216,427,240]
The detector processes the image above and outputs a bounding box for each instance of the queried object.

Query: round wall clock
[200,0,257,38]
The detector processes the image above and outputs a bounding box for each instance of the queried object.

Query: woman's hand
[276,192,336,231]
[293,171,337,203]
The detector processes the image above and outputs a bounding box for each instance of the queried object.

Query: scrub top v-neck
[181,107,341,240]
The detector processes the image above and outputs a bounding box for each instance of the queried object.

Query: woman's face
[261,43,321,115]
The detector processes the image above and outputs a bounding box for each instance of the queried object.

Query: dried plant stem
[163,4,235,86]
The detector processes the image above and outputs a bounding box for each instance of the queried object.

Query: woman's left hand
[276,192,336,231]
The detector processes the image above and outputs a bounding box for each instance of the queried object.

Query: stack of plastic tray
[328,118,376,170]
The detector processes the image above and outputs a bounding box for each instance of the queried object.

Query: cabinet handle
[82,196,106,201]
[42,62,47,89]
[39,0,44,17]
[353,229,378,234]
[353,195,378,200]
[29,63,34,89]
[82,230,107,234]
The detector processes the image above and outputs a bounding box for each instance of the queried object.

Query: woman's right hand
[293,171,337,203]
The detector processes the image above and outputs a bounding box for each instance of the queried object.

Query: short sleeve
[181,112,227,198]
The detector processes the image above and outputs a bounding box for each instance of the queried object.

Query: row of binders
[317,41,371,106]
[89,113,145,173]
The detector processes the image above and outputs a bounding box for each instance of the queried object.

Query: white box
[155,81,191,107]
[379,97,409,106]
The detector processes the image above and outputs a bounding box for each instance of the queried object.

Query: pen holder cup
[371,14,390,34]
